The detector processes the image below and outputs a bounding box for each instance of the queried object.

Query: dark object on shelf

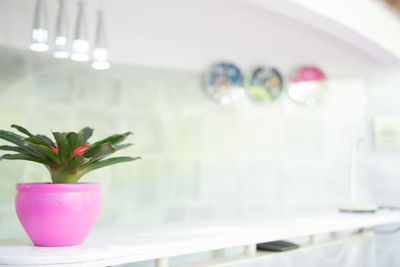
[257,240,300,252]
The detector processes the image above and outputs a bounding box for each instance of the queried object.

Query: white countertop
[1,211,399,266]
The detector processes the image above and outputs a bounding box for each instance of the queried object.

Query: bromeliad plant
[0,125,140,183]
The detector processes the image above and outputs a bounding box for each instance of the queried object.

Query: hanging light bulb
[53,0,69,59]
[71,1,89,62]
[92,10,110,70]
[30,0,49,52]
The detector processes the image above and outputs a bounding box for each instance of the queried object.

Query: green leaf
[93,132,132,146]
[62,155,89,174]
[0,130,25,145]
[25,137,52,148]
[35,135,55,147]
[0,131,45,159]
[31,144,61,165]
[52,132,70,163]
[115,143,133,151]
[11,125,33,137]
[66,156,140,183]
[83,132,132,159]
[0,153,53,165]
[84,156,140,172]
[0,145,26,153]
[83,143,115,160]
[83,143,132,161]
[79,127,93,144]
[66,132,82,152]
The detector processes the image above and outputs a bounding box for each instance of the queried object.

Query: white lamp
[71,1,89,62]
[30,0,49,52]
[53,0,69,59]
[92,10,110,70]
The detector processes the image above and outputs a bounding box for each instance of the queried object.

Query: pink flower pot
[15,183,102,247]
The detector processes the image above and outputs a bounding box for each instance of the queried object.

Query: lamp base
[339,204,378,213]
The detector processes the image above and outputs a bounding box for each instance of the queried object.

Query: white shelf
[0,212,399,267]
[175,231,374,267]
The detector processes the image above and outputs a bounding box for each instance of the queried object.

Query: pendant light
[92,10,110,70]
[30,0,49,52]
[71,1,89,62]
[53,0,69,59]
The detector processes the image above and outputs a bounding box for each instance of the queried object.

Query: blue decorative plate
[204,62,245,105]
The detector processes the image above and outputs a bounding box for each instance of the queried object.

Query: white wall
[0,47,393,266]
[363,70,400,267]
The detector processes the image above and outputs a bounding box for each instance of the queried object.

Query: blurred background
[1,0,400,266]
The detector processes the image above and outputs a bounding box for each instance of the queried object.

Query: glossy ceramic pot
[15,183,102,247]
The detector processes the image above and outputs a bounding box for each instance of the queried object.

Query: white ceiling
[0,0,396,75]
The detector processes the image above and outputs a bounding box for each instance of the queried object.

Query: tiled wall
[364,72,400,267]
[0,47,399,266]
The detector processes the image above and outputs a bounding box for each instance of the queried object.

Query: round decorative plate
[287,66,328,106]
[248,67,283,102]
[204,62,245,106]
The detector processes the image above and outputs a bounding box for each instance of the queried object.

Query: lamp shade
[30,0,49,52]
[92,10,110,70]
[53,0,69,59]
[71,1,89,62]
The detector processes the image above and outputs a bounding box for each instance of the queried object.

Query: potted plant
[0,125,140,247]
